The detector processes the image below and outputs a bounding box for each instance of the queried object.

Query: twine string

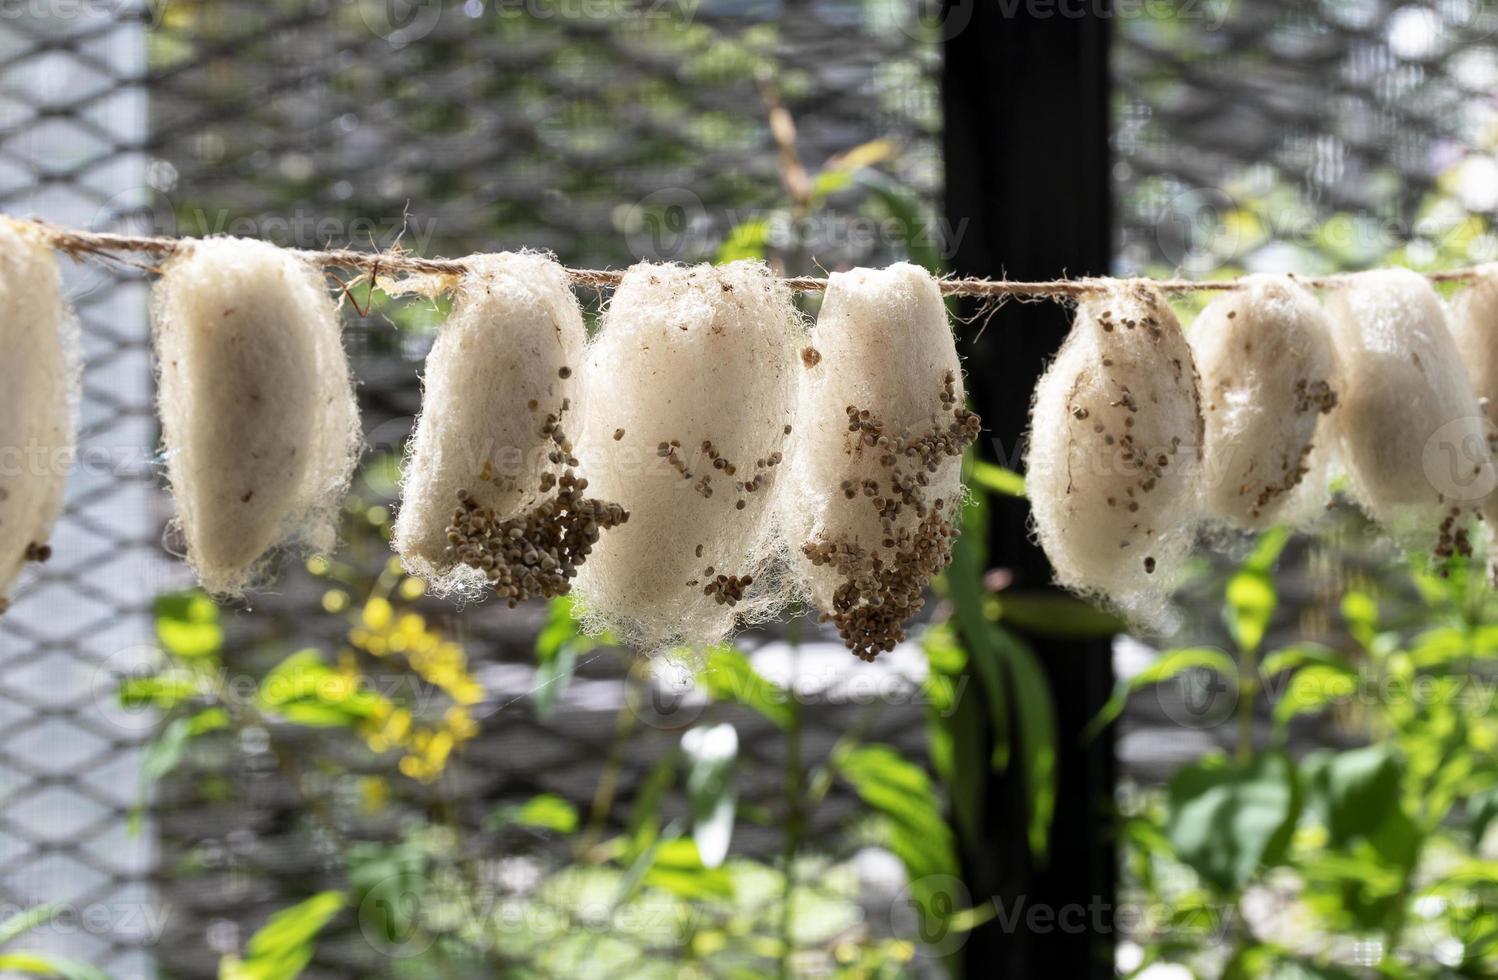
[25,218,1487,299]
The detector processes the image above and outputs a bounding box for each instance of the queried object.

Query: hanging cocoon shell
[152,238,362,596]
[1026,282,1204,619]
[1326,268,1496,560]
[394,252,627,601]
[1449,263,1498,427]
[1190,274,1339,530]
[0,220,78,615]
[781,264,979,662]
[571,262,801,649]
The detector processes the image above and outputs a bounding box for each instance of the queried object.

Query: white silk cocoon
[572,262,801,648]
[1326,268,1495,559]
[1026,282,1204,619]
[1449,263,1498,425]
[153,238,361,596]
[394,253,588,587]
[1191,275,1339,530]
[782,263,977,661]
[0,220,78,613]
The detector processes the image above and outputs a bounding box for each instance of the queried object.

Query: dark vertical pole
[943,3,1116,978]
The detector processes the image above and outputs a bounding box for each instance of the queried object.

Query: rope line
[21,218,1488,299]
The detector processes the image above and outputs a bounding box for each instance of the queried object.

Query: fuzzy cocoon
[1449,264,1498,425]
[1326,268,1495,558]
[0,221,78,613]
[781,264,978,661]
[572,262,801,649]
[394,253,588,588]
[1026,282,1204,620]
[152,237,361,596]
[1191,275,1339,530]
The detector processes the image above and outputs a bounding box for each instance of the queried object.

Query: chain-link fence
[3,1,944,976]
[4,0,1497,976]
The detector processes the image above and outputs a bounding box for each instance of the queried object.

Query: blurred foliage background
[4,0,1498,978]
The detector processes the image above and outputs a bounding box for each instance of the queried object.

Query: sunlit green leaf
[1084,646,1238,742]
[490,793,580,835]
[1166,751,1300,892]
[154,591,222,660]
[699,647,792,730]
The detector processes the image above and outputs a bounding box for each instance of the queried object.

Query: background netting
[1,0,1494,975]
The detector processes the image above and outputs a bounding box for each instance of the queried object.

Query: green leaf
[490,793,580,835]
[715,219,772,263]
[1303,745,1417,867]
[945,494,1009,767]
[1271,663,1359,731]
[1166,751,1301,892]
[1225,567,1277,655]
[1259,643,1347,679]
[681,723,738,869]
[0,906,61,947]
[222,891,344,980]
[1340,590,1379,649]
[996,627,1057,859]
[1469,786,1498,844]
[142,716,195,784]
[119,671,199,711]
[257,650,385,728]
[533,597,599,718]
[642,839,733,900]
[1084,646,1238,742]
[0,952,108,980]
[992,591,1124,639]
[840,745,959,917]
[154,591,222,660]
[699,647,792,729]
[968,461,1026,499]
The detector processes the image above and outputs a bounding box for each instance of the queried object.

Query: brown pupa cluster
[1026,282,1204,620]
[442,400,630,606]
[782,264,980,661]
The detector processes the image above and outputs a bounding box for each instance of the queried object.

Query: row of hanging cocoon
[1028,268,1498,623]
[0,219,978,662]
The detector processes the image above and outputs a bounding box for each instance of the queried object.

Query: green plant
[1102,534,1498,977]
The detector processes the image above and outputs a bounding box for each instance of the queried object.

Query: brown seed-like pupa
[1191,274,1339,530]
[1026,282,1204,619]
[571,261,801,649]
[394,253,592,592]
[781,263,979,662]
[0,219,78,615]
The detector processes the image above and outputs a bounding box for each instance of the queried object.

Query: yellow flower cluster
[344,584,485,783]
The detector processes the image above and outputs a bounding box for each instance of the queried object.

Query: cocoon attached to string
[572,262,801,649]
[1026,282,1204,620]
[1449,263,1498,425]
[1190,275,1339,530]
[0,220,78,615]
[781,264,979,662]
[394,252,628,601]
[1326,268,1495,560]
[152,238,361,596]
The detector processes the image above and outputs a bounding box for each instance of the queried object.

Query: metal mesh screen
[2,1,942,977]
[5,0,1496,975]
